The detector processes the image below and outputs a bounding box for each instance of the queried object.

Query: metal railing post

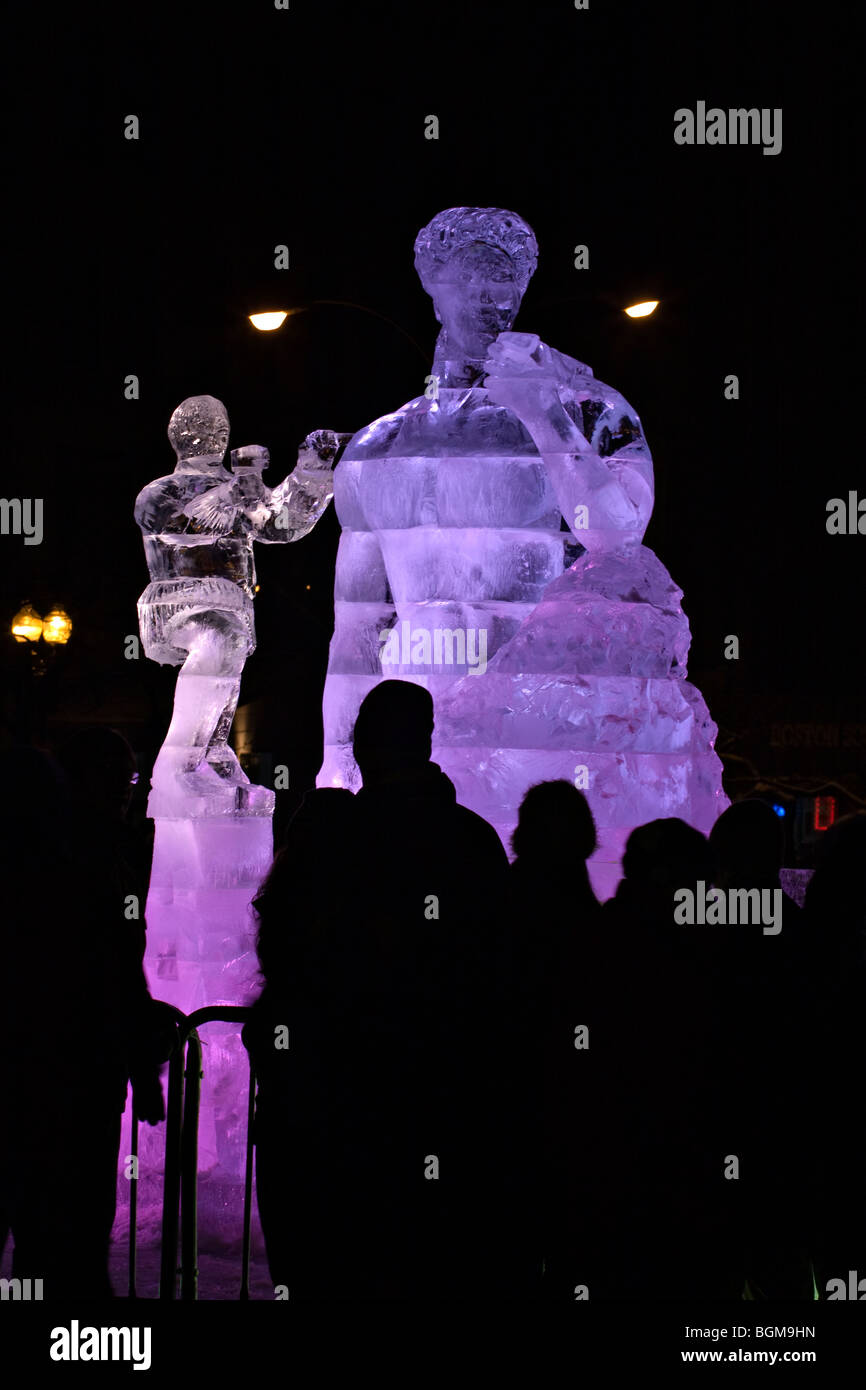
[147,1004,256,1301]
[159,1038,185,1299]
[180,1032,203,1301]
[127,1101,139,1299]
[240,1055,257,1300]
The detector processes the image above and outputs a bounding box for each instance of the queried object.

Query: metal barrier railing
[126,1003,256,1301]
[126,1001,186,1300]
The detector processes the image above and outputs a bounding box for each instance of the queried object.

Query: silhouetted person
[506,780,602,1298]
[55,727,167,1128]
[708,799,811,1298]
[246,681,510,1299]
[349,681,512,1297]
[0,735,165,1300]
[595,818,732,1297]
[802,813,866,1293]
[244,787,363,1299]
[1,748,72,1284]
[605,816,715,932]
[57,724,154,902]
[510,779,601,927]
[709,798,804,943]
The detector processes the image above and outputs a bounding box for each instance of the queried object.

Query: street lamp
[11,601,73,683]
[246,300,429,363]
[624,300,660,318]
[12,601,72,647]
[9,601,72,741]
[249,311,290,331]
[11,600,44,642]
[42,606,74,645]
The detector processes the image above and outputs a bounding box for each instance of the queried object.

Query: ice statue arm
[251,468,334,543]
[134,477,197,535]
[135,472,249,538]
[483,332,654,547]
[242,431,352,544]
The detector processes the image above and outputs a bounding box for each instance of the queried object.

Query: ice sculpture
[318,208,727,897]
[135,396,344,821]
[133,396,346,1183]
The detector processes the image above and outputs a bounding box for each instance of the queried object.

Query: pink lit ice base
[115,814,271,1259]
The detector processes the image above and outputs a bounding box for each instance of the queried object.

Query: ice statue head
[414,207,538,361]
[168,395,230,464]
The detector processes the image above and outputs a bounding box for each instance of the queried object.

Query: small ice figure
[135,394,348,818]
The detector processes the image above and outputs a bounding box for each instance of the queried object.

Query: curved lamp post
[11,602,73,740]
[247,299,429,364]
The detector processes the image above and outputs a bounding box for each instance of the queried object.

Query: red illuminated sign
[813,796,836,831]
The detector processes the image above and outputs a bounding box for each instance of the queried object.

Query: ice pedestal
[144,816,270,1016]
[145,813,271,1177]
[430,547,729,896]
[320,545,729,897]
[116,814,271,1260]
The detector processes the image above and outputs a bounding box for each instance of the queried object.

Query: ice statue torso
[340,387,555,524]
[320,353,727,878]
[338,382,584,665]
[135,468,258,596]
[334,369,654,666]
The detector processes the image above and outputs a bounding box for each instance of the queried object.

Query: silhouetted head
[352,680,434,782]
[511,779,598,864]
[414,207,537,359]
[622,817,714,918]
[168,394,230,463]
[804,812,866,942]
[56,726,137,821]
[709,799,785,889]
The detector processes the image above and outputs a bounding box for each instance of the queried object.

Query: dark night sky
[2,0,863,796]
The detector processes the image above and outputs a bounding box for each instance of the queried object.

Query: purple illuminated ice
[132,398,346,1184]
[318,208,727,896]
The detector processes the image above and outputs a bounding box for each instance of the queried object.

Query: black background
[1,0,862,821]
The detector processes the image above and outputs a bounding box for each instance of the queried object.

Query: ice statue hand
[484,331,595,457]
[297,429,354,472]
[484,332,573,385]
[230,445,269,501]
[484,332,565,419]
[229,472,266,506]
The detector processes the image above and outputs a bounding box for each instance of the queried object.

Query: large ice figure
[319,208,727,896]
[132,397,345,1187]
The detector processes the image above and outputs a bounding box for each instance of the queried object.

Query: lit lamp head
[249,311,288,331]
[42,606,73,645]
[11,601,43,643]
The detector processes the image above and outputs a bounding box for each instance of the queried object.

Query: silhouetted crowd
[2,684,864,1300]
[244,682,866,1301]
[0,730,169,1298]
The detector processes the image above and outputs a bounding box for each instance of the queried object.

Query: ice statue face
[168,395,230,462]
[432,243,522,358]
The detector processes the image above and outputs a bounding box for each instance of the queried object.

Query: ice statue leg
[150,613,252,816]
[205,678,249,784]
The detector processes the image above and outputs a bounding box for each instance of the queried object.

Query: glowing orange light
[624,300,659,318]
[249,311,288,331]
